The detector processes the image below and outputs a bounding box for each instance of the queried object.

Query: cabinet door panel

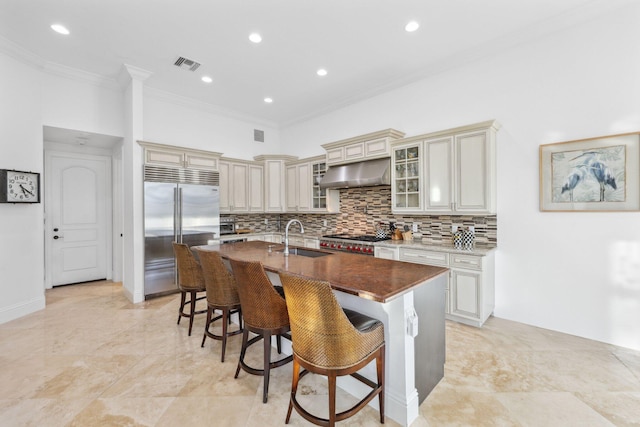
[297,163,311,211]
[145,148,184,167]
[425,137,453,211]
[218,161,230,213]
[185,153,217,170]
[231,163,249,211]
[456,131,488,211]
[249,165,264,212]
[344,143,364,161]
[286,165,298,211]
[451,270,480,319]
[365,138,388,157]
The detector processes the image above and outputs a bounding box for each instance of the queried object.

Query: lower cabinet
[374,246,399,260]
[264,234,282,243]
[383,245,495,327]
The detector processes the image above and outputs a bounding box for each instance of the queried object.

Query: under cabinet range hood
[319,158,391,189]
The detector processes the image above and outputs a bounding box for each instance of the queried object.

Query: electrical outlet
[264,218,268,225]
[323,219,327,227]
[412,223,418,232]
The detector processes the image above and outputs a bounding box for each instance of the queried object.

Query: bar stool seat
[229,258,293,403]
[172,242,207,336]
[279,272,385,427]
[195,248,243,362]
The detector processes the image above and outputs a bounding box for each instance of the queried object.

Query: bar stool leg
[235,328,249,379]
[201,306,212,347]
[263,331,272,403]
[177,291,186,324]
[328,372,337,427]
[286,357,300,424]
[221,307,229,362]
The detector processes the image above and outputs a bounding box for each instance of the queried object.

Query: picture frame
[539,132,640,211]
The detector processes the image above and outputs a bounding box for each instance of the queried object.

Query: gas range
[319,234,391,256]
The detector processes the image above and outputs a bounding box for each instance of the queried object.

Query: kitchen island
[198,240,448,426]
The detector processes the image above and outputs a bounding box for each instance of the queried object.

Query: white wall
[42,72,124,137]
[0,53,45,322]
[143,94,282,158]
[281,4,640,350]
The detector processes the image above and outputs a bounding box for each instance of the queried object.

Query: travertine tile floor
[1,281,639,426]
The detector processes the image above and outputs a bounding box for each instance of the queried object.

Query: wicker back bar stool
[229,258,293,403]
[195,249,243,362]
[172,242,207,336]
[279,272,386,427]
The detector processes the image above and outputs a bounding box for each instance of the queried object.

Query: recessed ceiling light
[51,24,70,35]
[249,33,262,43]
[201,76,213,83]
[317,68,328,77]
[264,97,273,104]
[405,21,420,32]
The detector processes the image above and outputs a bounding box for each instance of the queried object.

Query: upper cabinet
[138,141,222,171]
[219,158,264,214]
[392,142,423,212]
[322,129,405,166]
[391,120,500,215]
[286,155,339,213]
[286,161,311,212]
[255,155,298,213]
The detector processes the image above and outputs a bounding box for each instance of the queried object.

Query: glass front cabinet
[312,161,327,210]
[392,143,422,212]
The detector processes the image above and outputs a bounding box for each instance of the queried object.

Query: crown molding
[144,86,279,130]
[0,35,45,69]
[43,62,120,90]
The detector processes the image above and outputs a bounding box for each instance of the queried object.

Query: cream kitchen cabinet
[286,156,339,213]
[255,155,298,213]
[322,129,405,166]
[391,120,499,215]
[391,142,423,212]
[264,234,282,243]
[374,246,399,260]
[395,245,495,327]
[219,159,264,213]
[139,141,222,171]
[286,162,311,212]
[425,125,498,214]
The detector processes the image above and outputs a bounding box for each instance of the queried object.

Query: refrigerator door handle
[174,187,180,242]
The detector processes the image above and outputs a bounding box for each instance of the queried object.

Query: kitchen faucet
[284,219,304,256]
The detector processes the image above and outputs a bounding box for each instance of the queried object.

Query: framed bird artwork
[540,131,640,211]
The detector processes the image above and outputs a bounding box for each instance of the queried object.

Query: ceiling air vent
[174,56,201,72]
[254,129,265,143]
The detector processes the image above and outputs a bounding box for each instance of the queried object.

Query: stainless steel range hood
[319,158,390,189]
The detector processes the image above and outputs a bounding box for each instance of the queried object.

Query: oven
[319,234,390,256]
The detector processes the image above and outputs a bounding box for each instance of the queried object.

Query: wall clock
[0,169,41,203]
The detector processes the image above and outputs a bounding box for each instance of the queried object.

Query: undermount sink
[276,247,333,258]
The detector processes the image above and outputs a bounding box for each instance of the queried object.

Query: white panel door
[47,153,110,286]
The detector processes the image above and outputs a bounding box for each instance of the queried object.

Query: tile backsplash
[226,186,497,246]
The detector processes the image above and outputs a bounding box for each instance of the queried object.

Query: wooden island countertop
[199,240,448,303]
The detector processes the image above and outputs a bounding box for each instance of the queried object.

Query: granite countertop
[219,231,496,255]
[375,239,497,256]
[197,241,448,303]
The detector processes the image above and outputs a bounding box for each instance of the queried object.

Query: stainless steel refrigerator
[143,165,220,298]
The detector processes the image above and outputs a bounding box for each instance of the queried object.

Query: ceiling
[0,0,627,127]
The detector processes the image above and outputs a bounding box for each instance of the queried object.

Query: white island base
[267,271,447,427]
